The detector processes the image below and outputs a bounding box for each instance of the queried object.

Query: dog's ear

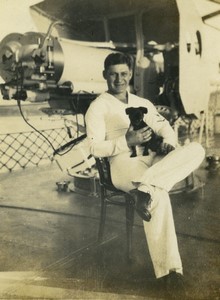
[139,107,148,114]
[125,107,133,115]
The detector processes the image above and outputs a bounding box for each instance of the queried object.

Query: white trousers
[110,142,205,278]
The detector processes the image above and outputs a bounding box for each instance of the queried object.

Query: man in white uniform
[85,53,205,298]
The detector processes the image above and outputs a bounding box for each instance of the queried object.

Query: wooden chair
[95,157,135,261]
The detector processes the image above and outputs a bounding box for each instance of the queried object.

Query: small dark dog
[125,106,162,157]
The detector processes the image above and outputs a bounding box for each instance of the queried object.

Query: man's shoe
[164,271,187,299]
[134,190,152,222]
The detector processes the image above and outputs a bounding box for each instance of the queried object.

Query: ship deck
[0,135,219,299]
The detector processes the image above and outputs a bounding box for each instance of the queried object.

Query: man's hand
[157,142,175,155]
[126,125,152,147]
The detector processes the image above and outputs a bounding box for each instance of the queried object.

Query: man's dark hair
[104,53,133,70]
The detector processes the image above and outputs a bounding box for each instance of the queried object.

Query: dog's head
[125,107,148,126]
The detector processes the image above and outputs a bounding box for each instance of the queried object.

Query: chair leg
[125,194,135,261]
[98,186,107,242]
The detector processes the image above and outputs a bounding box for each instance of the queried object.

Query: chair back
[95,157,119,192]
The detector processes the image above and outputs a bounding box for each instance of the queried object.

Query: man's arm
[85,103,129,158]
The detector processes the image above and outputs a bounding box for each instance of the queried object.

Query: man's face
[103,64,132,95]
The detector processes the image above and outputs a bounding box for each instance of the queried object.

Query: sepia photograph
[0,0,219,299]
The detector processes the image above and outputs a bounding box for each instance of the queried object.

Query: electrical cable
[17,99,56,151]
[17,100,87,156]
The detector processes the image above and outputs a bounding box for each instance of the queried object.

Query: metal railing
[0,128,69,173]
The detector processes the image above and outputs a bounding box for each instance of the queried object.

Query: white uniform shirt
[85,92,176,158]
